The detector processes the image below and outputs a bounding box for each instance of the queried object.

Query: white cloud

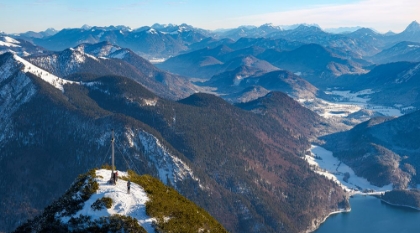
[228,0,419,32]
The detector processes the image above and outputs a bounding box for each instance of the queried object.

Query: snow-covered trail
[62,169,155,232]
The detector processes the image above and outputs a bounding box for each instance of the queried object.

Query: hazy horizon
[0,0,419,34]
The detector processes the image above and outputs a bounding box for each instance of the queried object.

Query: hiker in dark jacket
[127,180,131,194]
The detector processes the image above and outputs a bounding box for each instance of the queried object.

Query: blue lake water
[315,195,420,233]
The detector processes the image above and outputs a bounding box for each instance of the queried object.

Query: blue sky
[0,0,418,33]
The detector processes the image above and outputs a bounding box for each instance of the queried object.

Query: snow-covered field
[306,145,392,195]
[299,89,406,120]
[149,58,166,64]
[323,89,403,117]
[299,98,363,118]
[61,169,155,232]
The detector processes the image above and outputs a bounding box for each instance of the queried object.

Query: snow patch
[233,75,244,86]
[305,145,392,195]
[300,88,402,119]
[110,50,128,59]
[325,89,374,104]
[147,28,158,34]
[142,98,158,106]
[85,53,98,61]
[149,58,166,64]
[125,129,202,189]
[408,45,420,48]
[0,36,21,47]
[298,98,362,118]
[0,41,20,48]
[3,36,20,44]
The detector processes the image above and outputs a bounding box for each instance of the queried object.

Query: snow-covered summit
[13,168,227,232]
[0,53,78,93]
[61,169,155,232]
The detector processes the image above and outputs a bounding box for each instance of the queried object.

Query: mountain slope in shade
[370,41,420,64]
[203,67,318,102]
[321,110,420,189]
[17,28,58,39]
[223,85,271,103]
[256,43,367,87]
[217,23,283,40]
[158,45,280,79]
[236,92,341,140]
[329,61,420,108]
[346,28,386,50]
[14,169,227,233]
[268,25,381,58]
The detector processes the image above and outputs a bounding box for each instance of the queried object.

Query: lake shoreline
[305,145,393,233]
[306,208,351,233]
[379,198,420,211]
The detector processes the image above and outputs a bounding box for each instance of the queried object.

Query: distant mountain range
[4,21,420,60]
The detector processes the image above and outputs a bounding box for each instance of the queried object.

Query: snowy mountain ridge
[12,53,78,91]
[0,53,78,144]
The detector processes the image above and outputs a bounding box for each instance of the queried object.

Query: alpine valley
[1,21,420,233]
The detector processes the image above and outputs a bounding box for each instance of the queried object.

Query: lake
[316,195,420,233]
